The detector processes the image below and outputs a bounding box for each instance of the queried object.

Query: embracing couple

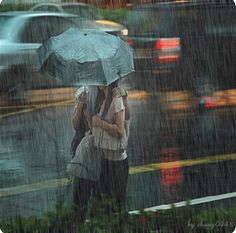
[68,80,130,226]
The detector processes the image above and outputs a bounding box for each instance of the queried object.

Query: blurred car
[122,0,236,96]
[0,11,100,101]
[30,3,128,37]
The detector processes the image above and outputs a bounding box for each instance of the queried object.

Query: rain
[0,0,236,232]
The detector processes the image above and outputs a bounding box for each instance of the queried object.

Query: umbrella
[37,28,134,86]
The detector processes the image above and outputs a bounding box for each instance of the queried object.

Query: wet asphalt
[1,89,236,219]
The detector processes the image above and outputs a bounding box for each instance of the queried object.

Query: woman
[92,80,130,216]
[72,84,130,222]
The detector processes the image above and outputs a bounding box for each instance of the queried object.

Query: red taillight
[199,96,218,108]
[157,55,180,64]
[155,38,181,64]
[156,38,180,50]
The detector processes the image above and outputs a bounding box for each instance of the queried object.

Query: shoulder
[112,96,125,113]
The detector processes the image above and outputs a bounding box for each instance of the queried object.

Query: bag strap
[98,129,101,148]
[100,95,114,120]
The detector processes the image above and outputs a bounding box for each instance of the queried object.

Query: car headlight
[121,29,128,36]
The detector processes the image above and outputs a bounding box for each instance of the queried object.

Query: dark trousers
[73,158,129,224]
[73,177,99,222]
[99,157,129,212]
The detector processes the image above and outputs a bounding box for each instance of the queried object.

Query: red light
[200,96,218,108]
[157,55,179,64]
[205,102,217,108]
[161,167,182,187]
[160,148,182,188]
[160,147,183,202]
[156,38,180,64]
[156,38,180,50]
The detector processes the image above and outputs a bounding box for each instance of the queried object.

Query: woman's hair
[94,88,104,115]
[102,80,118,118]
[94,80,119,118]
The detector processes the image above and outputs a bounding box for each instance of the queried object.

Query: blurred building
[1,0,62,3]
[0,0,154,8]
[0,0,126,8]
[62,0,129,8]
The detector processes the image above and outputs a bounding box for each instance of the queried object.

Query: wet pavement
[1,89,236,220]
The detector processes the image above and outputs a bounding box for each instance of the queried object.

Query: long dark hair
[94,80,119,118]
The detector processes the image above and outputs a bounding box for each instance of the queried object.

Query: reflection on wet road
[1,90,236,218]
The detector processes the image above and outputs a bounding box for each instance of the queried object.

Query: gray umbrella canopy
[37,28,134,86]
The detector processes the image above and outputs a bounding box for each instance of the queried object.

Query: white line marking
[128,191,236,214]
[233,0,236,6]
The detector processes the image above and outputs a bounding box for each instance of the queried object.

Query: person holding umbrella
[37,28,134,224]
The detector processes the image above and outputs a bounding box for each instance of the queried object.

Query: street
[1,82,236,220]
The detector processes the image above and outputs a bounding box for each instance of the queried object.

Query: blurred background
[0,0,236,222]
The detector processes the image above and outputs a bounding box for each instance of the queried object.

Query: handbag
[67,133,101,181]
[93,127,123,151]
